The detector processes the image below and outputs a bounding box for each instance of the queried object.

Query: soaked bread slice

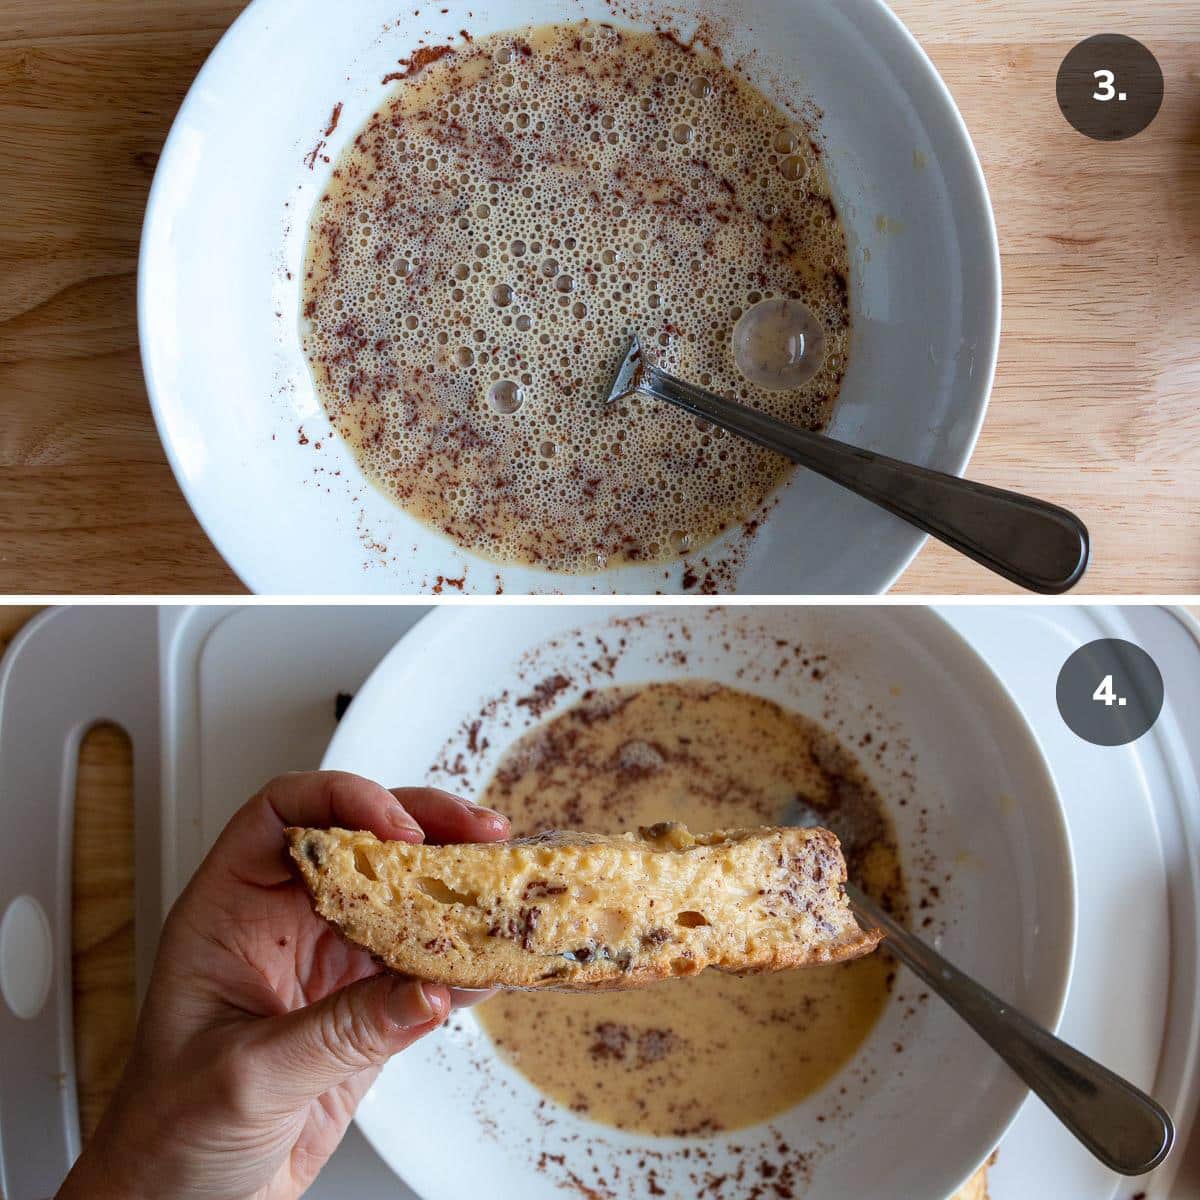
[287,822,881,991]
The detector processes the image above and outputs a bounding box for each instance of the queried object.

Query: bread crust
[287,823,881,992]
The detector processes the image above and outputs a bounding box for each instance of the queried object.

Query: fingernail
[449,987,496,1009]
[387,981,440,1027]
[388,800,425,839]
[422,983,449,1017]
[458,796,506,824]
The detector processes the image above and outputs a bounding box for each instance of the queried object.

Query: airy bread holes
[417,876,479,906]
[676,910,709,928]
[353,847,378,881]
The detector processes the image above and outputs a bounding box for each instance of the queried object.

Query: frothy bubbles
[488,379,525,413]
[299,20,851,573]
[732,298,827,391]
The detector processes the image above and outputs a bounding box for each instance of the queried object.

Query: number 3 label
[1058,36,1160,141]
[1093,68,1118,101]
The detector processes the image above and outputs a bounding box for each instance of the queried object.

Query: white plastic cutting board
[0,608,162,1200]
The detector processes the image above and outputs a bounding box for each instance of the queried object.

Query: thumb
[249,975,450,1108]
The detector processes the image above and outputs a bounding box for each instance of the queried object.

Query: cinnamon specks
[382,41,454,83]
[516,672,573,717]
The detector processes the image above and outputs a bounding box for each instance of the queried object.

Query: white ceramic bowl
[139,0,999,594]
[322,606,1074,1200]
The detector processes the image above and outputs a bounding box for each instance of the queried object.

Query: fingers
[205,772,425,888]
[248,975,451,1110]
[261,772,425,840]
[198,774,509,893]
[392,787,510,845]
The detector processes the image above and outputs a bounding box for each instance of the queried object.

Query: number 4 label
[1093,674,1127,707]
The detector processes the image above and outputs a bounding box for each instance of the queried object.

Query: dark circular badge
[1056,638,1164,747]
[1056,35,1163,142]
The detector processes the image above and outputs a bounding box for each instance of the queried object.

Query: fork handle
[847,883,1174,1176]
[639,366,1089,594]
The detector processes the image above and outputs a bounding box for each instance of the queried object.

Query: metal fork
[604,337,1089,594]
[846,881,1173,1176]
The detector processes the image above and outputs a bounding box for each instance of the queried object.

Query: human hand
[57,771,509,1200]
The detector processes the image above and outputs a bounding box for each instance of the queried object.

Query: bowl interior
[323,606,1074,1200]
[139,0,999,594]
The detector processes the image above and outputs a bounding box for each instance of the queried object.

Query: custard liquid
[475,681,900,1136]
[301,22,852,572]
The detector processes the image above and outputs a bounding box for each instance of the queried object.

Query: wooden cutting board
[0,2,1196,595]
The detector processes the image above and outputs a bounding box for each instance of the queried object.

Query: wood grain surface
[70,722,135,1141]
[894,2,1200,595]
[0,2,1197,595]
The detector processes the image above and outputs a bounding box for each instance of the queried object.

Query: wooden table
[0,2,1197,595]
[895,2,1200,594]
